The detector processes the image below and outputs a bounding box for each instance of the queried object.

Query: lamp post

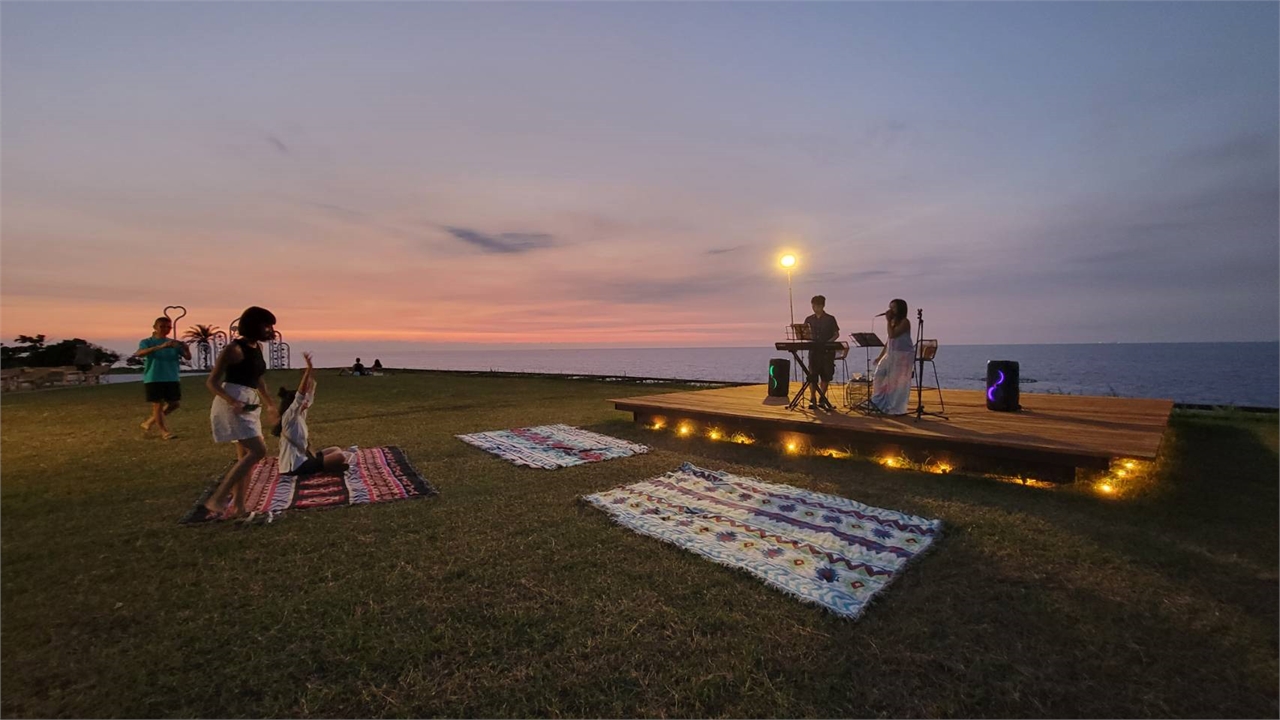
[779,254,797,325]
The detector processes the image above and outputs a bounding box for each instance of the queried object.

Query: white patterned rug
[583,462,942,619]
[456,424,649,469]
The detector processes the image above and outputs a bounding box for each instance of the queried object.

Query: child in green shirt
[136,316,191,440]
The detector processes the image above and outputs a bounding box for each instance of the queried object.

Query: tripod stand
[913,308,949,422]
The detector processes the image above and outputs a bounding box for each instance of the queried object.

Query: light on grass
[678,424,692,437]
[1098,482,1115,495]
[730,432,754,445]
[708,429,722,441]
[1123,461,1136,470]
[882,457,898,468]
[1115,469,1127,477]
[934,463,953,474]
[786,441,799,453]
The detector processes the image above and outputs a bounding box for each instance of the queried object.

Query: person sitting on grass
[372,359,383,372]
[275,352,350,477]
[350,357,365,376]
[136,316,191,440]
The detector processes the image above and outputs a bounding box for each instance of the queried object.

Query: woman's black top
[224,339,266,388]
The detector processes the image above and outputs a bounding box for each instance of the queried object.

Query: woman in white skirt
[202,306,279,519]
[870,298,914,415]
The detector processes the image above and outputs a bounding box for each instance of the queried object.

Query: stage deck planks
[611,385,1174,475]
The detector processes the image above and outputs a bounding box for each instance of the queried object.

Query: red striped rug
[182,446,435,524]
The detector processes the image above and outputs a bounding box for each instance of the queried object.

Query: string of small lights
[642,415,1151,495]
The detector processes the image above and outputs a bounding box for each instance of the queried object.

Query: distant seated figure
[372,359,383,371]
[351,358,365,376]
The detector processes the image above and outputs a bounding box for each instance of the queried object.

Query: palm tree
[183,324,220,343]
[183,325,221,370]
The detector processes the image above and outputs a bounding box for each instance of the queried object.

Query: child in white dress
[273,352,350,476]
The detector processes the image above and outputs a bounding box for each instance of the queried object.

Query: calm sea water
[313,343,1278,408]
[109,343,1278,408]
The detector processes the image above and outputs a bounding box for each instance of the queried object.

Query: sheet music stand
[846,333,884,413]
[849,333,883,378]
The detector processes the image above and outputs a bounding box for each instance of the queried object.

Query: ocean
[308,342,1278,408]
[108,342,1278,408]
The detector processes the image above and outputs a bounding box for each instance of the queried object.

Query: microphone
[875,311,889,317]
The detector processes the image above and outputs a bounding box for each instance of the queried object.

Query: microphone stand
[867,313,877,378]
[913,308,949,423]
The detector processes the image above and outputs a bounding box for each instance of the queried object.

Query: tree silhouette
[1,336,120,369]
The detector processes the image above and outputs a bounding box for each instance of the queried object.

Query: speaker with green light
[768,358,791,397]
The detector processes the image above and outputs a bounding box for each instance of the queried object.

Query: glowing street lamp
[779,254,797,324]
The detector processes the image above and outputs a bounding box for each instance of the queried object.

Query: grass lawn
[2,372,1277,718]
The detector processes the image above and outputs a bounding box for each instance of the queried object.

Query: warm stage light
[1115,469,1127,477]
[709,430,722,440]
[883,457,897,468]
[1123,461,1135,470]
[779,254,797,269]
[678,424,691,436]
[786,442,798,453]
[1098,483,1115,494]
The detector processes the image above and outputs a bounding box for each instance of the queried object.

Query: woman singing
[871,298,913,415]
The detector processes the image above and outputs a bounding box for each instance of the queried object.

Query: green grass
[2,372,1277,718]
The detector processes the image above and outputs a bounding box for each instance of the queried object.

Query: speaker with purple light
[986,360,1021,412]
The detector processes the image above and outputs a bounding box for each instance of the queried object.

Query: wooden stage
[611,385,1174,481]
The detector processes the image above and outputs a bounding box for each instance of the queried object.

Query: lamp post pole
[780,254,797,326]
[787,269,794,325]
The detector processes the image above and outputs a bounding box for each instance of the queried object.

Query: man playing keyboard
[804,295,840,411]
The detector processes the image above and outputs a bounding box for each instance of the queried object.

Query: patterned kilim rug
[181,446,435,524]
[582,462,942,619]
[456,424,648,469]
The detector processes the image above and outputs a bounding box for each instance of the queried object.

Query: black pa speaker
[768,358,791,397]
[986,360,1021,411]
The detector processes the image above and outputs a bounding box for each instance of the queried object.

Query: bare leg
[225,436,267,517]
[319,447,349,474]
[151,403,172,436]
[204,436,267,517]
[160,401,180,439]
[142,403,164,433]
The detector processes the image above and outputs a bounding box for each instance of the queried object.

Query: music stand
[847,333,883,414]
[849,333,883,378]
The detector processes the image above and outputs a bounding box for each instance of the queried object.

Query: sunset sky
[3,2,1277,355]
